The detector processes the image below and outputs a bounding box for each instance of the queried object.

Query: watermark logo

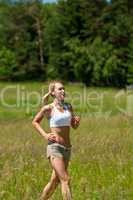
[0,84,133,118]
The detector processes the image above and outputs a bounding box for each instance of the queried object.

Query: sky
[43,0,57,3]
[43,0,111,3]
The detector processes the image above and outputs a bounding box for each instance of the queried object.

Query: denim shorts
[47,142,71,161]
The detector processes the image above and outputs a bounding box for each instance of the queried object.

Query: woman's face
[53,82,65,101]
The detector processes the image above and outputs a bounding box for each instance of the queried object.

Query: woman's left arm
[69,104,80,129]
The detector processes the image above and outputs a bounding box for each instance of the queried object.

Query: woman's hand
[47,133,65,144]
[47,133,57,142]
[71,116,80,129]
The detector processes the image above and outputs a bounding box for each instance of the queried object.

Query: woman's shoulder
[40,103,53,113]
[64,102,72,110]
[40,103,54,118]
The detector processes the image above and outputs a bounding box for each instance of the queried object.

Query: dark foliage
[0,0,132,87]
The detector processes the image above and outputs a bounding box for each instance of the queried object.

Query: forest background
[0,0,133,87]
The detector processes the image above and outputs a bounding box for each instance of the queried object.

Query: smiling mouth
[61,93,65,97]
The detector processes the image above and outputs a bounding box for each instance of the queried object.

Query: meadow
[0,82,133,200]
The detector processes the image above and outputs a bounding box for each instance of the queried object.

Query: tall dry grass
[0,82,133,199]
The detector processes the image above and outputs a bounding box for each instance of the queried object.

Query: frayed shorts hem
[46,143,71,161]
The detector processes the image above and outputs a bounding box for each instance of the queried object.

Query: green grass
[0,82,133,200]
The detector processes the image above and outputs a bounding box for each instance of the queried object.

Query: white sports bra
[49,103,72,128]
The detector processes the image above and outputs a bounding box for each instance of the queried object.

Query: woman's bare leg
[50,157,72,200]
[40,169,59,200]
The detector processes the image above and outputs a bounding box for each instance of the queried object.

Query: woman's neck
[53,99,64,107]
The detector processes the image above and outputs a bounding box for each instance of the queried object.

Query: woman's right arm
[32,105,51,140]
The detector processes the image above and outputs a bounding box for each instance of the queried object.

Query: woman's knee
[60,174,70,185]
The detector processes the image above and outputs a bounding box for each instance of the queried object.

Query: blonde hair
[42,80,63,104]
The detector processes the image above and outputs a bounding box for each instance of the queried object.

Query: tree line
[0,0,133,87]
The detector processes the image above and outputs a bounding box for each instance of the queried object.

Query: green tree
[0,47,16,80]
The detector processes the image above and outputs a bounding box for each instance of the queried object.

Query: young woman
[32,81,80,200]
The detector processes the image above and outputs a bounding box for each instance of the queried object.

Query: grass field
[0,82,133,200]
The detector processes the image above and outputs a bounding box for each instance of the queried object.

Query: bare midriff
[50,126,71,147]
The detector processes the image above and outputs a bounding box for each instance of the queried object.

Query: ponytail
[42,92,51,105]
[42,80,63,104]
[42,82,55,104]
